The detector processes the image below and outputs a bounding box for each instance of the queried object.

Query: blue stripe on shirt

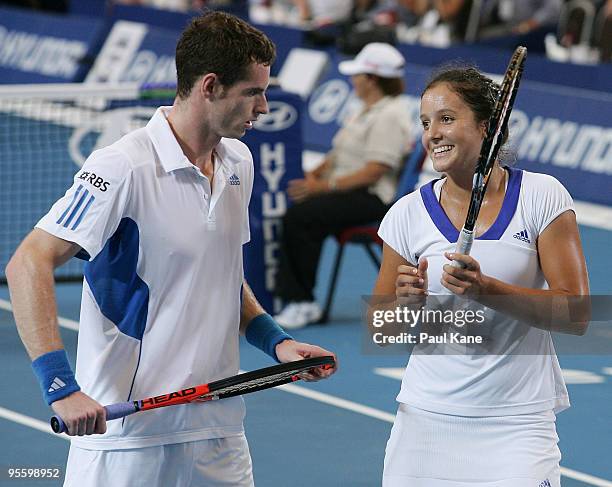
[63,189,89,228]
[71,194,96,230]
[56,184,83,225]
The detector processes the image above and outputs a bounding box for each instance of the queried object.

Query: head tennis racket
[51,355,335,434]
[452,46,527,268]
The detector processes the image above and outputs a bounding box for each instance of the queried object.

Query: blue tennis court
[1,222,611,487]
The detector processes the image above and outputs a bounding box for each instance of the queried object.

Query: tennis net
[0,83,175,282]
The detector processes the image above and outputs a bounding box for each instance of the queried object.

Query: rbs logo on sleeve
[78,172,110,192]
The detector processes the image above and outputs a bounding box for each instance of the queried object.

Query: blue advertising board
[86,20,300,85]
[243,90,304,312]
[109,4,299,76]
[117,26,179,85]
[507,85,612,206]
[110,2,249,32]
[255,23,305,77]
[85,21,179,86]
[0,6,105,83]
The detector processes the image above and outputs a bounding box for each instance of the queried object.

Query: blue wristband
[31,350,80,405]
[245,313,293,362]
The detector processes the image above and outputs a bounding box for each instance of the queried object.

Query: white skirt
[383,404,561,487]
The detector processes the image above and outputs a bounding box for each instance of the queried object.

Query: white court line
[277,382,396,423]
[557,468,612,487]
[0,298,79,331]
[1,300,611,485]
[57,316,79,332]
[0,298,13,313]
[0,407,68,441]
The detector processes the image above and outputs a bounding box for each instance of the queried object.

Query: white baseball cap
[338,42,406,78]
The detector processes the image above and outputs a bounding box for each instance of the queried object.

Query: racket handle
[105,402,139,420]
[50,402,138,434]
[452,228,474,268]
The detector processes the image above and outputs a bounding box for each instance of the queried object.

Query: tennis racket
[452,46,527,268]
[51,356,335,434]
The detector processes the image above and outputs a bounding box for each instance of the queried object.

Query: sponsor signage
[243,90,304,312]
[86,21,178,85]
[507,88,612,206]
[0,6,105,83]
[86,19,301,86]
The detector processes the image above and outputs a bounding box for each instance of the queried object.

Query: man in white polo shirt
[6,11,336,487]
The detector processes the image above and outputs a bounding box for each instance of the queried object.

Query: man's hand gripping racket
[453,46,527,268]
[51,356,335,434]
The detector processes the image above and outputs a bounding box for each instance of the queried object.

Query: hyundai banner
[243,90,303,312]
[0,6,105,83]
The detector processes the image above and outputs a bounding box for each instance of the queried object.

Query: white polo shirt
[36,107,253,449]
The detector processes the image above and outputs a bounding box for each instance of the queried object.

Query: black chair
[319,145,427,323]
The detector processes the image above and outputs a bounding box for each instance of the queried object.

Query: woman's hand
[396,258,428,301]
[441,252,489,296]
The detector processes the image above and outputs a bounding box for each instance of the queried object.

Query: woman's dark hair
[423,66,499,124]
[368,75,405,97]
[422,65,510,149]
[175,11,276,99]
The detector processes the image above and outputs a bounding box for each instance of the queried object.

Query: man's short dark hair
[175,11,276,99]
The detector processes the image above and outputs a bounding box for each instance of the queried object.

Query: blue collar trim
[419,167,523,243]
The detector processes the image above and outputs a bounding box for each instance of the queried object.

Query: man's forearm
[240,280,293,362]
[6,251,64,359]
[239,280,266,334]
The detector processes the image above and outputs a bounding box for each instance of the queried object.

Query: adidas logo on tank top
[513,229,530,243]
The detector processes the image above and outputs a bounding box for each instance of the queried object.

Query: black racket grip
[50,402,138,434]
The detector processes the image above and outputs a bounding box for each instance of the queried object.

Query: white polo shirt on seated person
[36,107,253,450]
[330,96,412,205]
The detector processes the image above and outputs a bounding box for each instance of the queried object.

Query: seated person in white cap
[274,42,413,329]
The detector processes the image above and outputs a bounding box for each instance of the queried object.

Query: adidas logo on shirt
[48,377,66,393]
[229,174,240,186]
[513,229,530,243]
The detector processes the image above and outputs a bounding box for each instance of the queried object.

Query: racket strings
[198,368,313,399]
